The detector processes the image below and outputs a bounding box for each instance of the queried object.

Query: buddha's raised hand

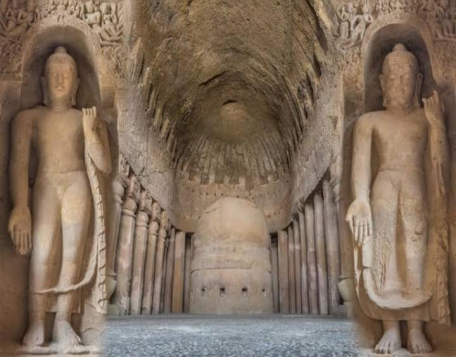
[346,198,372,246]
[8,205,32,256]
[82,106,98,133]
[423,90,444,127]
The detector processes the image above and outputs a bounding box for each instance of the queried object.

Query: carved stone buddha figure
[346,44,450,354]
[8,46,111,348]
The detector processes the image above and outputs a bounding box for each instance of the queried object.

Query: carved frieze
[334,0,456,64]
[0,0,127,77]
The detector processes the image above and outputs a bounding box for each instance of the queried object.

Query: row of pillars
[271,180,341,314]
[105,157,343,316]
[105,164,192,315]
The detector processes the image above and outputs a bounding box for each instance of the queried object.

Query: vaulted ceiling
[121,0,333,230]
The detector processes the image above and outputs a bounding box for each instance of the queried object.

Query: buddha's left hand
[82,106,98,134]
[423,90,445,127]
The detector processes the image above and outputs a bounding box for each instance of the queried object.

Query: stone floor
[105,315,357,357]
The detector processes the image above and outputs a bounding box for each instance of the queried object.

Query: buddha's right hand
[346,199,372,246]
[8,206,32,256]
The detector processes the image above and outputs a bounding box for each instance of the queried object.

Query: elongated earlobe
[380,74,387,107]
[41,76,48,106]
[415,73,423,108]
[72,78,80,106]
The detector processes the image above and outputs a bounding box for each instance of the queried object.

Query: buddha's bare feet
[407,325,432,354]
[374,321,401,354]
[23,318,46,347]
[53,319,81,347]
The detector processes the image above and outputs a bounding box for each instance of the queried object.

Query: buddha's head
[380,43,422,110]
[42,46,79,108]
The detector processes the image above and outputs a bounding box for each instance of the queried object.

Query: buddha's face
[45,62,77,103]
[381,62,419,109]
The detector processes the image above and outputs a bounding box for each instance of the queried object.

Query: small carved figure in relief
[335,2,354,50]
[335,2,372,50]
[346,44,450,354]
[375,0,390,15]
[0,0,39,43]
[83,0,101,26]
[99,2,122,43]
[349,3,373,46]
[417,0,446,36]
[8,46,111,347]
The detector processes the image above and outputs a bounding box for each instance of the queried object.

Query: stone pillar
[287,225,296,313]
[130,190,149,315]
[152,210,168,314]
[106,177,125,314]
[298,210,309,314]
[271,238,280,313]
[141,202,160,314]
[293,219,302,314]
[113,174,137,315]
[323,180,341,314]
[278,230,289,313]
[172,231,186,313]
[314,191,328,315]
[164,227,176,313]
[183,235,192,313]
[160,238,168,313]
[305,202,318,315]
